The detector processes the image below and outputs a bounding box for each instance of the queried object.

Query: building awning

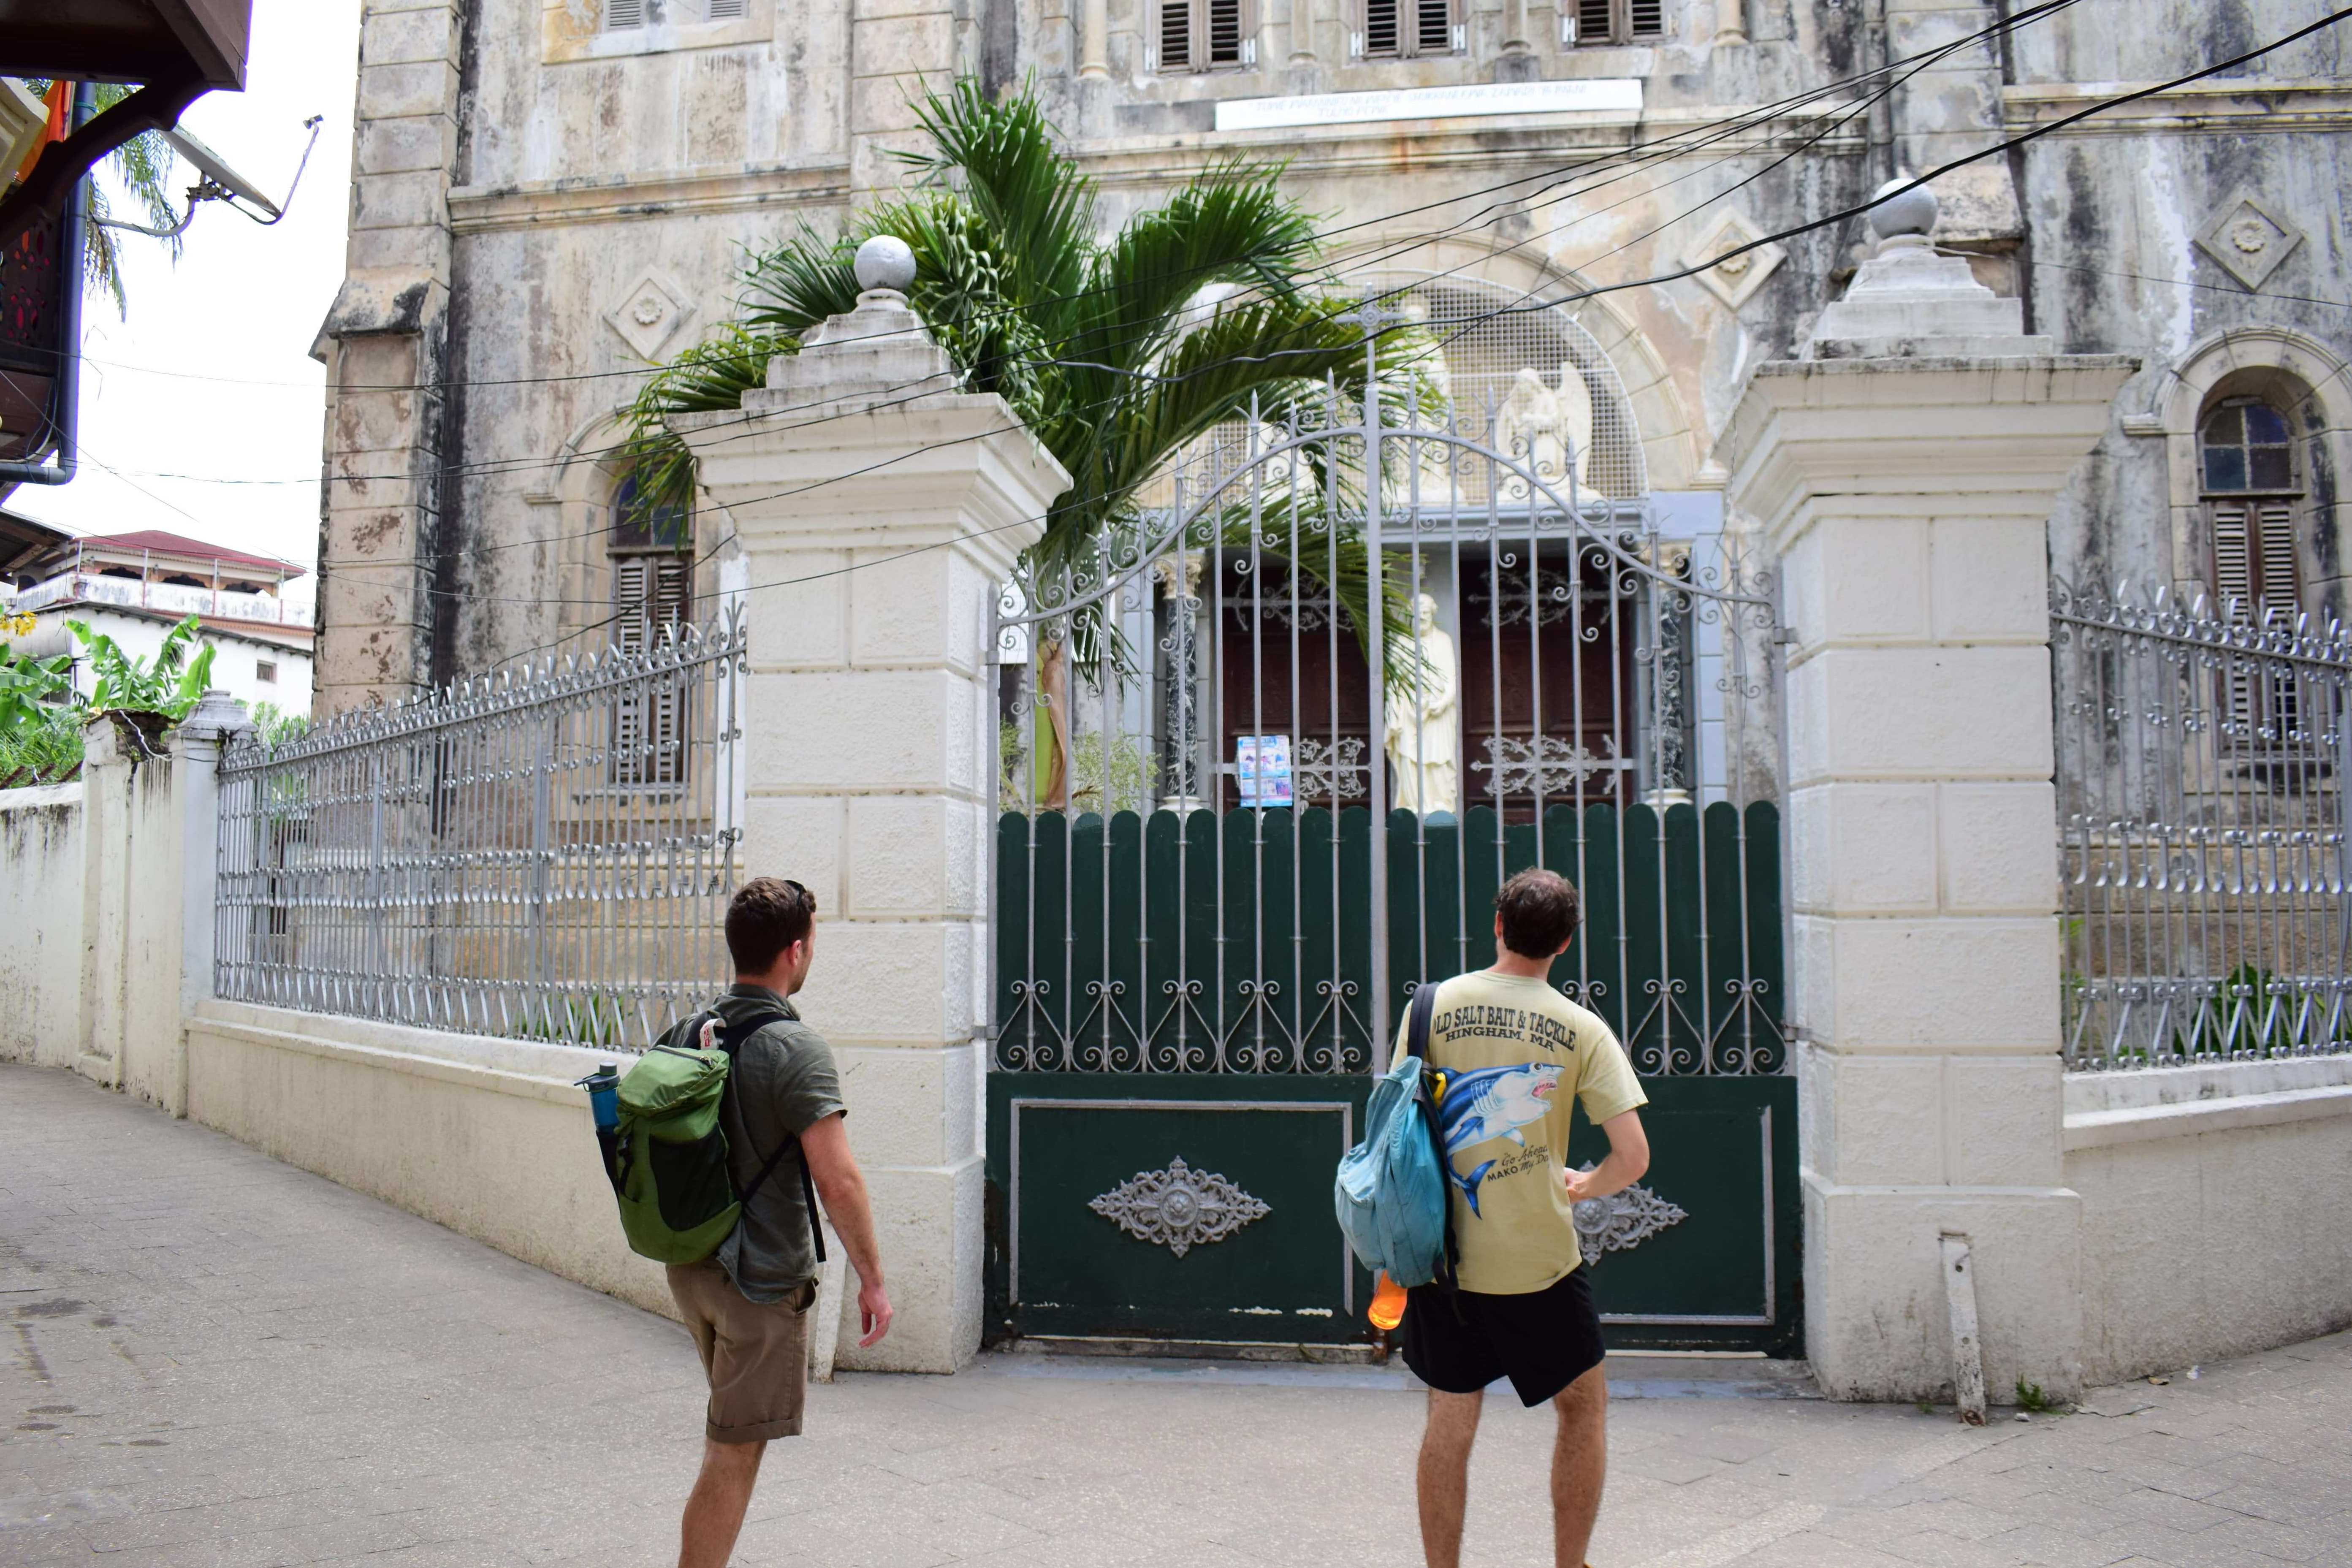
[0,0,251,89]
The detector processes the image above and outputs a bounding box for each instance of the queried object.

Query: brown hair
[726,877,817,974]
[1494,868,1581,959]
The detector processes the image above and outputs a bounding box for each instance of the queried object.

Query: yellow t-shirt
[1388,971,1647,1295]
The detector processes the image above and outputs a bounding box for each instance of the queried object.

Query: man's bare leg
[679,1438,765,1568]
[1551,1365,1608,1567]
[1417,1388,1484,1568]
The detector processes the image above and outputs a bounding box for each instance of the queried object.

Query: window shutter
[1414,0,1451,54]
[1364,0,1399,55]
[613,555,693,786]
[1209,0,1244,65]
[605,0,644,29]
[707,0,748,16]
[1630,0,1664,35]
[2211,501,2253,612]
[1158,0,1193,67]
[1576,0,1612,42]
[2254,501,2299,610]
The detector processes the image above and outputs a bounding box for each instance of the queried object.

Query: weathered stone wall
[0,782,86,1071]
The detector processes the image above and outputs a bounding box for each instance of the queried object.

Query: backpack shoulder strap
[712,999,830,1266]
[1408,982,1465,1304]
[1407,981,1438,1063]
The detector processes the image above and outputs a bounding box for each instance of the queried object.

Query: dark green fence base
[985,1071,1801,1356]
[1570,1074,1801,1356]
[985,1073,1375,1346]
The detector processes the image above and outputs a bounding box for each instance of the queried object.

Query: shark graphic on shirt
[1435,1062,1564,1217]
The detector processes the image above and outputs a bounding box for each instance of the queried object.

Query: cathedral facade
[312,0,2350,713]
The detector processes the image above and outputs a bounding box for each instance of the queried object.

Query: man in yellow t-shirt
[1392,868,1651,1568]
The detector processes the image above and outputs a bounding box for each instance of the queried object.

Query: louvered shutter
[1629,0,1664,34]
[1209,0,1245,64]
[613,556,693,787]
[605,0,644,29]
[1158,0,1192,68]
[1414,0,1451,53]
[1362,0,1398,54]
[1575,0,1611,41]
[706,0,748,16]
[2212,501,2254,612]
[2254,501,2299,608]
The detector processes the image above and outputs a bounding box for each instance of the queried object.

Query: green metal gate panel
[987,800,1798,1353]
[987,1076,1372,1344]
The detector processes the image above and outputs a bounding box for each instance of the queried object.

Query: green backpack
[602,1001,828,1267]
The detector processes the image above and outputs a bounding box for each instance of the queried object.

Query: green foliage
[26,80,184,318]
[73,614,217,716]
[247,700,309,750]
[0,637,80,785]
[625,78,1430,658]
[2013,1377,2057,1414]
[0,614,219,786]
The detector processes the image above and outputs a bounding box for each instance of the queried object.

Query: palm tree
[21,80,185,317]
[626,79,1427,806]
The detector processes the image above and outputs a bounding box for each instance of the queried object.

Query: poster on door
[1235,734,1293,808]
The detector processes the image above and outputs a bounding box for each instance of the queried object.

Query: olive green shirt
[711,984,845,1304]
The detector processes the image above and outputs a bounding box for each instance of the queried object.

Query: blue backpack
[1334,985,1459,1290]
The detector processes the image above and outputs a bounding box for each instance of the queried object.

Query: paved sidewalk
[3,1062,2348,1568]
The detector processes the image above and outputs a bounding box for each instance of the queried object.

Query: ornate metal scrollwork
[1570,1173,1688,1263]
[1088,1156,1271,1257]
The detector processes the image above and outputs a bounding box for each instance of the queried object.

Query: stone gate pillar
[1720,188,2132,1402]
[676,243,1071,1373]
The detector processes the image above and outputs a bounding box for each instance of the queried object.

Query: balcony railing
[7,572,300,625]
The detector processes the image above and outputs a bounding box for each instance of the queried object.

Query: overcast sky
[11,0,364,610]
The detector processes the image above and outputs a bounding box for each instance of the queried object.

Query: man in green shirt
[670,878,893,1568]
[1393,869,1652,1568]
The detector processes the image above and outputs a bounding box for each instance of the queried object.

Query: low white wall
[0,781,86,1070]
[2067,1057,2352,1384]
[185,998,682,1321]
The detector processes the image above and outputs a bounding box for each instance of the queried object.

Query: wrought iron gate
[987,305,1797,1354]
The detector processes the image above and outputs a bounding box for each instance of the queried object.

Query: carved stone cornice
[447,159,852,235]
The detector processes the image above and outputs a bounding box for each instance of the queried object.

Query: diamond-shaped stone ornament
[1680,210,1786,310]
[605,270,697,360]
[2194,189,2302,293]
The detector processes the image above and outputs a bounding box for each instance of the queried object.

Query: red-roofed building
[5,523,312,717]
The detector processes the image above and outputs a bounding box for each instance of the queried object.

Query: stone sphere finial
[854,235,917,293]
[1866,176,1938,242]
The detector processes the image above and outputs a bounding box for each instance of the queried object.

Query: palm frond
[620,324,793,523]
[895,78,1094,313]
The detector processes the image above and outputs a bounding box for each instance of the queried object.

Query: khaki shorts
[667,1259,818,1443]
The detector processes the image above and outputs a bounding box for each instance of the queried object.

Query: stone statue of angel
[1496,361,1595,501]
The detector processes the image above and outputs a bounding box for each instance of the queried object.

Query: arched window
[2200,396,2301,611]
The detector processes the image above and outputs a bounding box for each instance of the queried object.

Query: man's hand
[1561,1165,1607,1204]
[801,1113,891,1350]
[1561,1108,1651,1206]
[856,1275,893,1348]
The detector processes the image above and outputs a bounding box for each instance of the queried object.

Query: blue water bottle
[578,1063,622,1190]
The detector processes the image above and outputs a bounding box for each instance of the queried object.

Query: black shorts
[1399,1265,1606,1408]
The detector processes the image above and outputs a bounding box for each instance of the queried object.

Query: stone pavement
[4,1061,2349,1568]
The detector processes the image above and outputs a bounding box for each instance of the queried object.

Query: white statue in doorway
[1496,362,1595,501]
[1397,296,1459,507]
[1384,592,1459,818]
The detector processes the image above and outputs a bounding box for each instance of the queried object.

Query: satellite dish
[161,125,280,218]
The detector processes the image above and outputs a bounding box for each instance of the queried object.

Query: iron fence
[2052,579,2352,1068]
[993,362,1785,1077]
[214,617,746,1050]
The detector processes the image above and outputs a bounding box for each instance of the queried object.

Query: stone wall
[2066,1058,2352,1385]
[0,781,86,1071]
